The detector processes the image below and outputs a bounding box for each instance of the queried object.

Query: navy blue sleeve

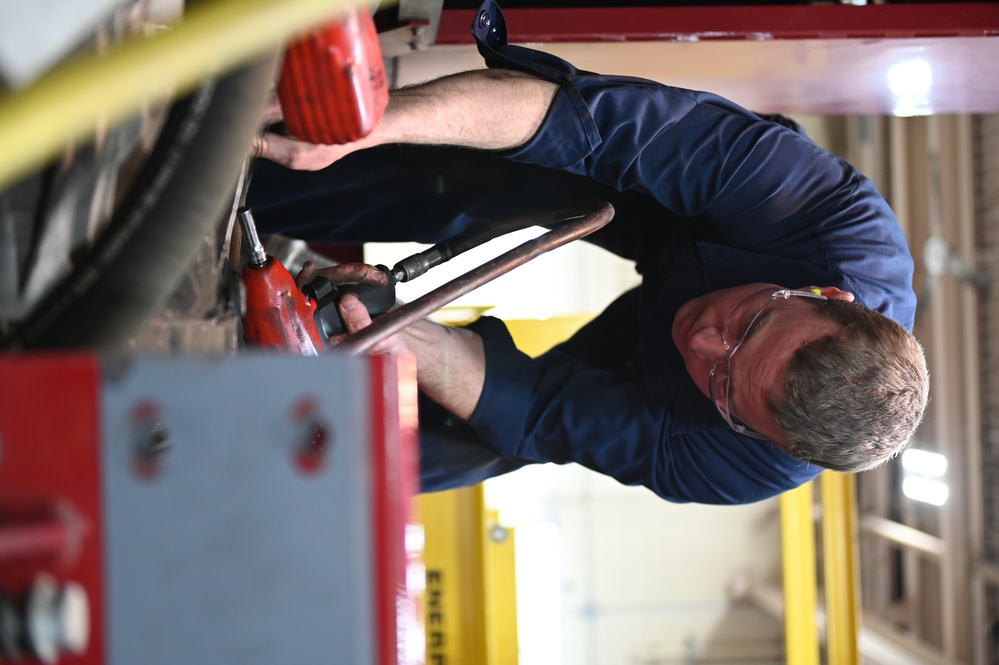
[473,6,916,329]
[466,316,823,504]
[510,78,914,327]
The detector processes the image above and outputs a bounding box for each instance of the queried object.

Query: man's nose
[688,326,727,362]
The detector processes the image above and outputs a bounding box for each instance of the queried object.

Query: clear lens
[711,288,827,441]
[712,288,781,439]
[723,289,779,350]
[708,360,728,413]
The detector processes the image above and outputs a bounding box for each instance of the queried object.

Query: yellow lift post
[414,315,591,664]
[819,472,861,665]
[781,482,821,665]
[417,486,519,665]
[780,471,863,664]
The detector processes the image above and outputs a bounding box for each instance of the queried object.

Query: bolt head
[26,575,90,664]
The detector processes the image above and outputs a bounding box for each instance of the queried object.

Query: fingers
[297,261,389,291]
[252,132,311,168]
[251,131,347,171]
[294,262,395,354]
[262,95,284,125]
[331,263,389,285]
[295,261,317,290]
[337,293,372,333]
[335,293,397,354]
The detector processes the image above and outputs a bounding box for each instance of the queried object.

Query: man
[247,1,929,504]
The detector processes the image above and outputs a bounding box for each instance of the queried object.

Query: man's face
[671,283,844,446]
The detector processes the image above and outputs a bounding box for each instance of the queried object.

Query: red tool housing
[241,258,325,355]
[278,7,389,145]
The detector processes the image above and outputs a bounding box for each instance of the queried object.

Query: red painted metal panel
[437,3,999,43]
[369,352,420,665]
[0,354,104,665]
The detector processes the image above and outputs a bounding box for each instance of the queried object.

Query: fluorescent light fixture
[901,448,949,505]
[902,476,949,507]
[901,448,947,477]
[887,57,933,117]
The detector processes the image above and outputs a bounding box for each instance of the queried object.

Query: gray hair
[770,300,930,473]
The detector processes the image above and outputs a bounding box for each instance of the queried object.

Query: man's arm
[253,69,558,170]
[341,285,818,504]
[337,293,486,420]
[295,261,487,419]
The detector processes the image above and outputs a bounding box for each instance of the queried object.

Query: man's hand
[252,132,361,171]
[294,260,388,292]
[295,261,398,354]
[251,97,366,171]
[297,260,486,418]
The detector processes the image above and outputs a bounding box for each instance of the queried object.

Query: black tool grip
[303,266,396,344]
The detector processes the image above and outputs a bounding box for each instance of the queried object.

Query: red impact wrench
[237,207,325,354]
[237,207,395,354]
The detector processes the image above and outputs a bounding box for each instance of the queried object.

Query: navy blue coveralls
[247,1,917,504]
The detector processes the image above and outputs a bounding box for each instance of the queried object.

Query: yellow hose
[0,0,376,191]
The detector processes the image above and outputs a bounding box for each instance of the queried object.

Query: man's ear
[687,325,727,362]
[801,286,855,302]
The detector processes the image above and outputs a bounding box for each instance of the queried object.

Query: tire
[3,54,279,352]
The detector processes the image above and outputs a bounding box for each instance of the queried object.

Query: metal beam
[437,4,999,44]
[859,515,946,559]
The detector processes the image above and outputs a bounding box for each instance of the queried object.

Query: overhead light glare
[887,57,933,117]
[902,476,949,506]
[901,448,947,477]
